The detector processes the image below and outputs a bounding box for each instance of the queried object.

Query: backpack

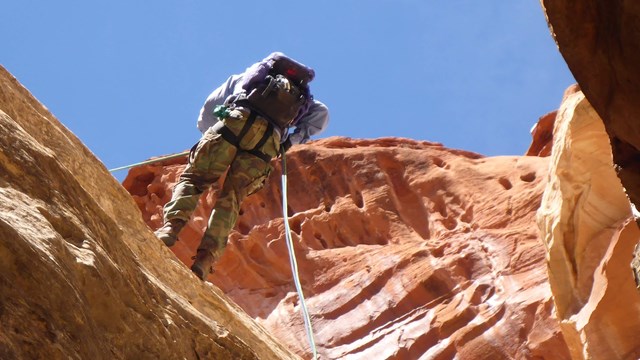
[234,53,315,129]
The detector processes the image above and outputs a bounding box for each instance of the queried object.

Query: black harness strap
[252,122,274,152]
[248,122,274,163]
[236,111,258,143]
[248,149,273,163]
[211,111,257,146]
[212,121,239,146]
[212,111,274,163]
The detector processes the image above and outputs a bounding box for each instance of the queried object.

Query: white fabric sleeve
[196,74,244,134]
[288,100,330,144]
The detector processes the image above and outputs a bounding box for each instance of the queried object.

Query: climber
[155,52,329,280]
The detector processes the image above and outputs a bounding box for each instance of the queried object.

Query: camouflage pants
[163,107,280,256]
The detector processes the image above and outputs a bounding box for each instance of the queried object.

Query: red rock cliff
[125,134,571,359]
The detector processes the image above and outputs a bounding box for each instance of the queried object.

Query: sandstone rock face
[526,84,581,158]
[537,90,640,359]
[0,66,299,359]
[126,134,571,358]
[540,0,640,214]
[539,4,640,355]
[526,111,556,157]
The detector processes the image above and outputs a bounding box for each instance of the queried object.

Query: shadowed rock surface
[540,3,640,357]
[0,66,299,360]
[4,0,640,354]
[12,3,640,353]
[126,132,571,358]
[540,0,640,213]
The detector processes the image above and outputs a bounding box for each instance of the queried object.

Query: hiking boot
[154,219,186,247]
[190,249,216,280]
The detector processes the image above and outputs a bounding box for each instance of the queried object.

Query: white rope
[113,148,318,357]
[108,151,190,172]
[281,156,318,359]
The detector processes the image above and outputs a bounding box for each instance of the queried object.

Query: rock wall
[126,134,571,358]
[537,90,640,359]
[539,2,640,356]
[0,66,299,359]
[526,84,581,158]
[540,0,640,222]
[526,110,556,157]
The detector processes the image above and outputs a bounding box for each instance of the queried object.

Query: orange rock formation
[6,1,640,357]
[541,0,640,210]
[538,90,640,359]
[526,110,556,157]
[538,2,640,358]
[125,134,571,358]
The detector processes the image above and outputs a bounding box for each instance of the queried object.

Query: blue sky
[2,1,575,181]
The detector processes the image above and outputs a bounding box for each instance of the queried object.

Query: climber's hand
[282,138,293,153]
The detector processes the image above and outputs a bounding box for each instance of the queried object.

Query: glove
[282,138,293,153]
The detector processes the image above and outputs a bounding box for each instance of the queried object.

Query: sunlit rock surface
[537,90,640,360]
[540,3,640,356]
[526,84,581,158]
[526,110,556,157]
[0,66,299,360]
[126,133,570,358]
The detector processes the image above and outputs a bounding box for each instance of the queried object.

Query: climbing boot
[154,219,186,247]
[190,249,216,280]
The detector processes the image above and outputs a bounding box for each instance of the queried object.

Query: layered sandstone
[539,3,640,357]
[537,90,640,359]
[0,66,298,359]
[540,0,640,218]
[5,3,640,357]
[126,132,571,358]
[526,85,581,158]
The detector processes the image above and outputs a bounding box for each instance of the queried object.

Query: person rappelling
[154,52,330,280]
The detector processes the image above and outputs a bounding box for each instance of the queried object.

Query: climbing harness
[211,107,275,163]
[281,147,318,359]
[109,151,189,172]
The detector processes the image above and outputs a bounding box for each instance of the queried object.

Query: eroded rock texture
[0,66,299,359]
[537,90,640,359]
[540,0,640,215]
[126,134,571,358]
[526,84,581,158]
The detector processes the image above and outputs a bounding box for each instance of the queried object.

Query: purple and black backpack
[234,52,315,129]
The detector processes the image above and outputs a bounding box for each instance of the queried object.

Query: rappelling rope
[281,149,318,360]
[110,147,318,357]
[108,151,190,172]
